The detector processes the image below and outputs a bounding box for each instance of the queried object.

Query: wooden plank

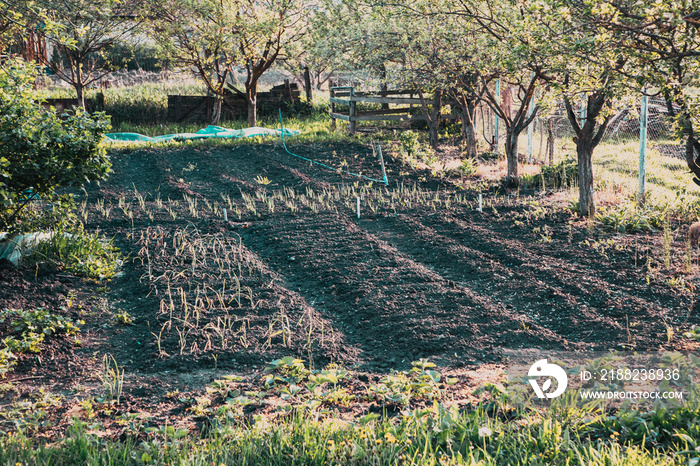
[330,112,352,121]
[331,112,428,122]
[333,96,430,105]
[357,107,413,116]
[351,96,431,105]
[354,114,411,122]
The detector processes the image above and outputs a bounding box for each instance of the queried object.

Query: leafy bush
[0,308,83,354]
[458,158,477,176]
[0,346,16,377]
[1,308,82,337]
[103,42,171,72]
[523,157,578,189]
[368,359,456,407]
[397,130,436,166]
[0,60,111,230]
[29,223,122,281]
[596,205,665,233]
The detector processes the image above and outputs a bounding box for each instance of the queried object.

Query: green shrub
[0,308,83,354]
[523,157,578,189]
[1,308,82,337]
[0,346,16,377]
[0,60,111,230]
[596,205,665,233]
[398,130,436,165]
[458,158,478,176]
[29,223,122,281]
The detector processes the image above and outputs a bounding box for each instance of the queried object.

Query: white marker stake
[356,197,361,219]
[223,208,228,222]
[477,193,483,212]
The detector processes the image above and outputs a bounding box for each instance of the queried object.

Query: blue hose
[278,110,388,185]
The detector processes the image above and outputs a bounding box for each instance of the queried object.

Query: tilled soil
[1,139,698,435]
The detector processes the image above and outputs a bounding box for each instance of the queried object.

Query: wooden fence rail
[330,86,433,133]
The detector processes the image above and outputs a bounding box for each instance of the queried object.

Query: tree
[521,0,631,216]
[0,3,20,54]
[568,0,700,191]
[6,0,143,109]
[434,0,543,184]
[147,0,305,127]
[0,61,111,230]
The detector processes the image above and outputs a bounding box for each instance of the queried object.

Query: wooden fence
[41,93,105,114]
[329,86,433,133]
[168,81,300,123]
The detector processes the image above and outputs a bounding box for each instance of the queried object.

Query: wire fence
[470,91,698,207]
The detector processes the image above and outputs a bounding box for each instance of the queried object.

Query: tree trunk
[211,97,222,125]
[577,142,595,216]
[563,89,611,216]
[462,112,477,159]
[380,63,389,110]
[428,90,442,149]
[461,98,477,159]
[504,127,519,185]
[547,117,555,164]
[303,66,312,102]
[246,85,257,127]
[75,83,86,111]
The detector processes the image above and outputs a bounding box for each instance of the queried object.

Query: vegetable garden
[4,0,700,463]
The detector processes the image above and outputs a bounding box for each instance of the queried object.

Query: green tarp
[104,125,300,143]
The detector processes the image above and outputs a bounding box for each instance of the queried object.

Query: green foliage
[596,205,665,234]
[3,332,44,354]
[0,346,16,378]
[457,157,477,176]
[102,41,171,72]
[397,130,436,166]
[0,308,83,355]
[29,222,122,281]
[523,157,578,190]
[263,357,310,387]
[368,359,456,407]
[111,309,134,326]
[1,308,82,337]
[0,61,111,230]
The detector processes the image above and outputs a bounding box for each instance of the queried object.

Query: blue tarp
[104,125,300,143]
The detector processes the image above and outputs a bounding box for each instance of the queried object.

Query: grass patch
[0,393,687,465]
[28,223,122,281]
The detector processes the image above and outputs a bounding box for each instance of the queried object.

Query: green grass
[522,133,700,221]
[4,354,700,464]
[0,400,684,465]
[27,222,123,281]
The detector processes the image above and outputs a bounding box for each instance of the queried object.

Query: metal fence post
[638,91,648,203]
[527,72,535,163]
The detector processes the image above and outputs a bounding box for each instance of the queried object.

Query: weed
[255,175,272,185]
[523,157,577,189]
[29,223,122,281]
[0,346,17,377]
[98,354,124,404]
[112,309,135,326]
[458,158,478,176]
[596,204,663,234]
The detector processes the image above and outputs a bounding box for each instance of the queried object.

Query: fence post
[494,79,500,154]
[579,93,586,129]
[349,87,357,134]
[527,72,535,163]
[638,90,648,204]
